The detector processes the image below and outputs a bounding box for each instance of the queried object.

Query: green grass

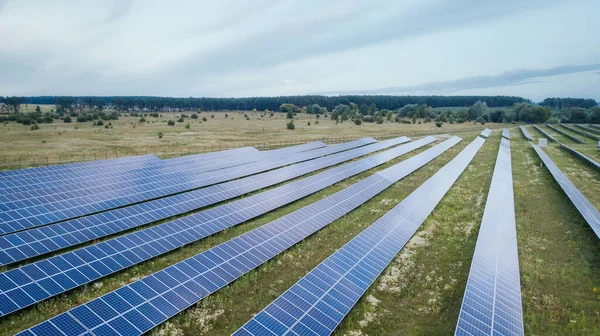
[2,126,599,335]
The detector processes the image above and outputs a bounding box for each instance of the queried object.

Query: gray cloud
[319,64,600,95]
[107,0,133,22]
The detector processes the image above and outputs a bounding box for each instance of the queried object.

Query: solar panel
[480,129,492,138]
[456,138,524,336]
[0,137,413,267]
[532,144,600,239]
[0,147,259,192]
[261,141,327,155]
[545,124,584,143]
[15,136,460,336]
[532,125,558,142]
[502,128,510,140]
[519,126,533,141]
[560,124,600,141]
[0,137,428,317]
[574,124,600,135]
[559,143,600,171]
[588,124,600,130]
[161,146,260,164]
[234,136,485,336]
[0,139,377,235]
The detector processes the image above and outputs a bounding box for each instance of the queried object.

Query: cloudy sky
[0,0,599,101]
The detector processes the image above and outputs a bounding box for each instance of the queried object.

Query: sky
[0,0,599,101]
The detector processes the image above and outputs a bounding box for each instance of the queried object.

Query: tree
[286,111,293,119]
[6,96,21,113]
[411,114,417,124]
[568,108,589,123]
[589,107,600,124]
[286,120,295,130]
[386,111,393,121]
[280,103,300,113]
[354,119,362,125]
[468,101,489,121]
[35,106,41,113]
[531,106,551,123]
[63,115,72,123]
[167,120,175,126]
[330,110,339,121]
[489,109,506,123]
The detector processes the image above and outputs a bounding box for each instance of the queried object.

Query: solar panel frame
[519,126,533,141]
[531,144,600,239]
[15,136,461,336]
[574,124,600,135]
[558,143,600,171]
[234,136,485,336]
[0,139,377,235]
[588,124,600,130]
[456,138,524,336]
[0,137,410,266]
[545,124,584,143]
[480,129,492,138]
[532,125,558,142]
[560,124,600,141]
[502,128,510,140]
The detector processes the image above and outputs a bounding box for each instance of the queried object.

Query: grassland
[0,119,599,335]
[0,110,497,169]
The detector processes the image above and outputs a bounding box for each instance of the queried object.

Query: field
[0,115,599,335]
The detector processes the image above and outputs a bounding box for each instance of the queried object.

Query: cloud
[107,0,132,22]
[319,64,600,95]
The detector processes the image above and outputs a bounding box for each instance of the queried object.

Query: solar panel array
[456,138,524,336]
[532,125,558,143]
[560,124,600,141]
[545,124,584,143]
[559,143,600,171]
[15,137,461,336]
[480,129,492,138]
[532,144,600,239]
[0,139,376,235]
[0,137,409,267]
[502,128,510,140]
[0,137,430,317]
[262,141,327,155]
[519,126,533,141]
[574,124,600,135]
[235,136,485,336]
[588,124,600,130]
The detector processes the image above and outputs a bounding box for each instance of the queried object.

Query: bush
[177,117,184,122]
[158,132,163,138]
[202,117,207,122]
[547,117,560,124]
[139,117,146,123]
[287,111,294,119]
[315,120,319,124]
[375,116,384,124]
[167,120,175,126]
[307,122,311,126]
[63,116,72,123]
[210,114,214,118]
[185,122,191,129]
[30,122,40,130]
[286,120,295,130]
[435,122,443,127]
[354,119,362,125]
[476,116,485,125]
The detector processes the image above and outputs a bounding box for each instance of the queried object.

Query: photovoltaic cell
[15,137,461,336]
[0,147,260,193]
[545,124,584,143]
[560,124,600,141]
[532,125,558,143]
[0,137,405,266]
[519,126,533,141]
[235,136,485,336]
[261,141,327,155]
[456,138,523,336]
[0,139,376,235]
[480,129,492,138]
[531,144,600,239]
[0,137,430,317]
[502,128,510,140]
[558,143,600,171]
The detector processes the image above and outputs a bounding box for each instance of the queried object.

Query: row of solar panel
[0,137,412,266]
[15,136,461,336]
[0,146,261,194]
[532,125,558,142]
[560,124,600,141]
[559,143,600,171]
[519,126,533,141]
[532,144,600,239]
[574,124,600,136]
[480,129,492,138]
[0,139,373,208]
[236,136,485,336]
[0,139,377,235]
[587,124,600,131]
[0,137,424,316]
[456,137,524,336]
[545,124,584,143]
[502,128,510,140]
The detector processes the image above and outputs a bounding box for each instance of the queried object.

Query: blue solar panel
[480,129,492,138]
[261,141,327,155]
[574,124,600,135]
[519,126,533,141]
[502,128,510,140]
[15,136,460,336]
[532,125,558,142]
[545,124,584,143]
[0,139,376,235]
[532,144,600,239]
[558,143,600,171]
[235,136,485,336]
[0,137,427,317]
[560,124,600,141]
[0,137,409,266]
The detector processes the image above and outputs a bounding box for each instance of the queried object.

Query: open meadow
[0,120,598,335]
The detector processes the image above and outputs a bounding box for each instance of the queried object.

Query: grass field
[0,120,599,335]
[0,111,498,169]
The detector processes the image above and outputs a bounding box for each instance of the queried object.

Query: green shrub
[435,122,443,127]
[63,116,72,123]
[158,132,163,138]
[202,117,207,122]
[354,119,362,125]
[286,120,295,130]
[177,117,184,122]
[185,122,190,129]
[167,120,175,126]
